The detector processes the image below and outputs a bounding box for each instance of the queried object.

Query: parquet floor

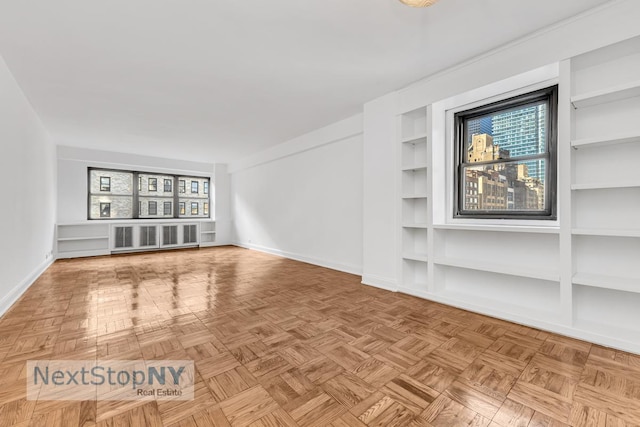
[1,246,639,426]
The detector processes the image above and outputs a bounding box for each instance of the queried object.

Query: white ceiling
[0,0,604,163]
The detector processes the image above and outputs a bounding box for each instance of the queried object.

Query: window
[203,182,209,195]
[100,177,111,192]
[100,203,111,218]
[88,169,134,219]
[191,202,198,215]
[88,168,210,220]
[191,181,198,194]
[454,86,557,219]
[203,202,209,216]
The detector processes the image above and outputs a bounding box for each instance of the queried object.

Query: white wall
[362,93,398,290]
[57,146,231,243]
[230,115,363,275]
[0,55,55,315]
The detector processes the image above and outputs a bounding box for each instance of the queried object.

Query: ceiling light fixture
[399,0,439,7]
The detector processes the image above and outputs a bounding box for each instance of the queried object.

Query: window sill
[433,223,560,234]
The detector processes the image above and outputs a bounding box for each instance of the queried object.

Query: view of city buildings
[461,99,548,213]
[88,169,210,219]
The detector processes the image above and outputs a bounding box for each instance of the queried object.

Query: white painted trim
[232,241,362,276]
[0,258,54,317]
[229,113,363,174]
[361,275,398,292]
[395,287,640,354]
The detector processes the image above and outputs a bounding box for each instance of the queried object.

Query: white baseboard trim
[0,257,54,317]
[232,241,362,276]
[361,275,398,292]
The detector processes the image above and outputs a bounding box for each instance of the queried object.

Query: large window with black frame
[454,85,558,220]
[88,168,211,220]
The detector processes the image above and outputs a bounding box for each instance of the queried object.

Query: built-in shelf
[402,223,428,229]
[402,253,428,262]
[573,272,640,294]
[573,319,640,353]
[572,228,640,238]
[402,194,428,199]
[433,224,560,234]
[434,256,559,282]
[571,80,640,109]
[433,290,564,326]
[57,236,109,242]
[401,164,428,172]
[400,133,428,144]
[571,131,640,149]
[571,181,640,190]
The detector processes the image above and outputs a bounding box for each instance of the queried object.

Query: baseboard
[0,257,54,317]
[361,274,398,292]
[232,241,362,276]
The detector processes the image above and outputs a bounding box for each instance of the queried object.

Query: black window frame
[191,181,199,194]
[148,201,157,216]
[100,202,111,218]
[163,201,172,216]
[148,178,158,192]
[191,202,199,215]
[203,182,209,195]
[179,180,186,194]
[164,179,172,193]
[454,85,558,220]
[87,167,211,220]
[100,176,111,192]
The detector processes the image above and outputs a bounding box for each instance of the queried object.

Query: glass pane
[465,100,547,180]
[89,170,133,195]
[89,195,133,219]
[100,177,111,192]
[462,160,546,212]
[179,176,209,199]
[139,197,170,218]
[99,203,110,218]
[179,199,208,217]
[139,174,174,197]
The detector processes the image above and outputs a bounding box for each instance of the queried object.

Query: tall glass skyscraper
[490,103,547,180]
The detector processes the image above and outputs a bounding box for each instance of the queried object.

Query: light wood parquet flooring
[1,246,639,426]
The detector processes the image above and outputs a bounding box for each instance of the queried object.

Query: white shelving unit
[571,131,640,149]
[57,223,110,258]
[200,221,217,246]
[57,220,216,258]
[433,256,559,282]
[568,35,640,353]
[391,35,640,354]
[570,80,640,109]
[398,106,430,293]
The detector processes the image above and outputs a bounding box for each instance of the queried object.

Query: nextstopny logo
[27,360,195,401]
